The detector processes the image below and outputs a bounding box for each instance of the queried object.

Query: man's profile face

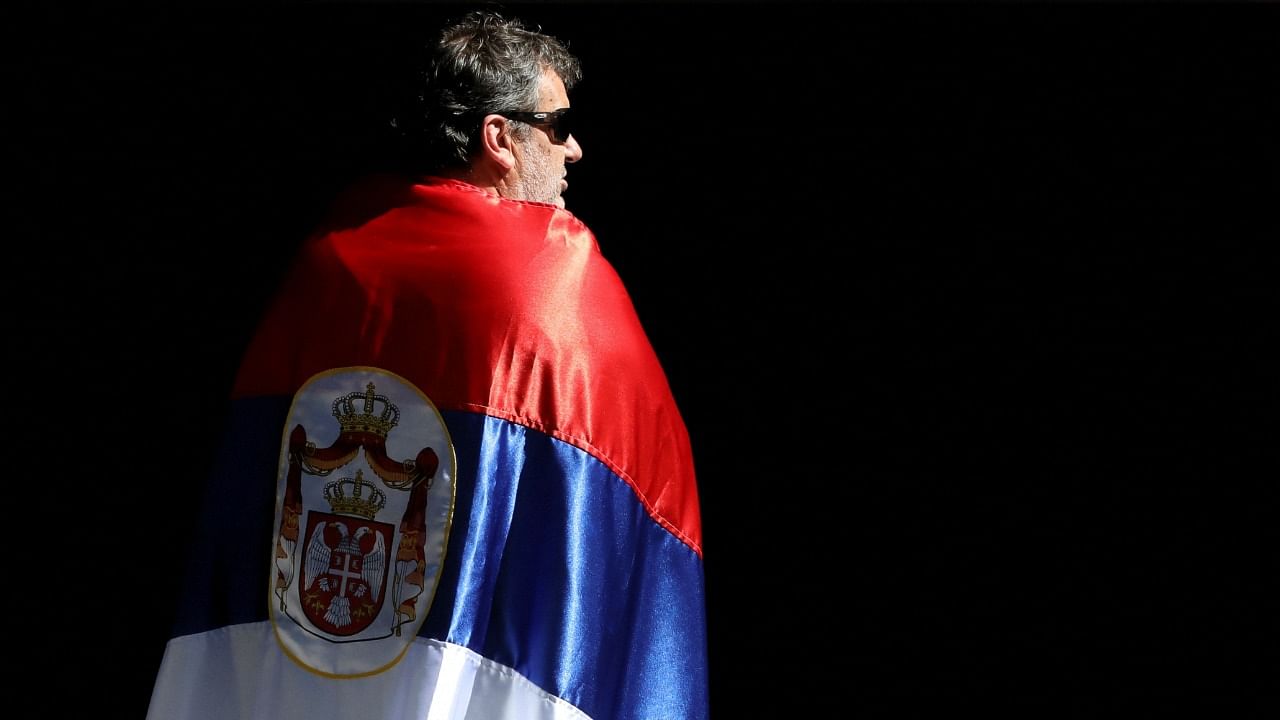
[509,69,582,209]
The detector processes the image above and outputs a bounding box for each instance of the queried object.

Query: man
[147,10,708,720]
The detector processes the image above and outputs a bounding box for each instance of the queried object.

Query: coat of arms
[268,368,455,676]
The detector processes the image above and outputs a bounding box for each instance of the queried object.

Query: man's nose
[564,134,583,163]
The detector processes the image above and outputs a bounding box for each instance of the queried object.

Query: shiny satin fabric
[156,177,708,719]
[428,413,706,719]
[168,402,708,720]
[234,177,701,555]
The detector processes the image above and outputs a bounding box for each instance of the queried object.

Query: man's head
[401,10,583,207]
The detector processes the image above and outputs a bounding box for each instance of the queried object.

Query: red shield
[298,511,394,636]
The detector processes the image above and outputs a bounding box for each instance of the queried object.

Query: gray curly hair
[395,10,582,173]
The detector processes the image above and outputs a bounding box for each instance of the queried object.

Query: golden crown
[331,382,400,437]
[323,470,386,520]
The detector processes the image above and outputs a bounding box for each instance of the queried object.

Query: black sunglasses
[500,108,573,144]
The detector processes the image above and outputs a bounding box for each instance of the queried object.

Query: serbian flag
[146,177,708,720]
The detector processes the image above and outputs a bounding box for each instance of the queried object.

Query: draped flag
[146,177,708,720]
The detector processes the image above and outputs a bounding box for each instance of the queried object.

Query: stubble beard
[515,142,564,207]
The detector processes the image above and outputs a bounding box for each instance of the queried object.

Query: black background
[13,1,1276,717]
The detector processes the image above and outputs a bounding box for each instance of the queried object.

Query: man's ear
[479,114,517,172]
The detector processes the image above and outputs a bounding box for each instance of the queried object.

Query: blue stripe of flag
[169,398,708,720]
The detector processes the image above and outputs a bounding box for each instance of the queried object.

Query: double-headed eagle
[303,521,388,628]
